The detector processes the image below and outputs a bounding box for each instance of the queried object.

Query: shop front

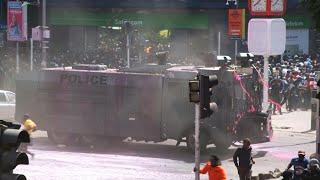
[283,15,312,56]
[47,8,211,61]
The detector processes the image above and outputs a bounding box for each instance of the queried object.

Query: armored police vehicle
[15,63,273,152]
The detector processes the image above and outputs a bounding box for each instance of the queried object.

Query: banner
[7,1,28,41]
[228,9,245,39]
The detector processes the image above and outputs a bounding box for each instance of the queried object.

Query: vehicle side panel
[16,70,164,141]
[162,79,195,139]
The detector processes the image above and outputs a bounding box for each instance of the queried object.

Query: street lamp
[226,0,237,7]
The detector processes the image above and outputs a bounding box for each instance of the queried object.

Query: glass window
[6,93,15,103]
[0,92,7,102]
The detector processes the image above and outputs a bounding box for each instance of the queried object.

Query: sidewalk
[271,108,314,133]
[223,109,315,180]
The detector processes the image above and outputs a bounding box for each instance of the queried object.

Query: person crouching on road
[286,150,309,180]
[233,138,255,180]
[19,114,37,159]
[193,155,227,180]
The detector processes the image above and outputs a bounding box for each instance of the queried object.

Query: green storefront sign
[282,15,312,29]
[48,9,209,29]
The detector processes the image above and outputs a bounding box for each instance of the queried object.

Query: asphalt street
[14,109,316,180]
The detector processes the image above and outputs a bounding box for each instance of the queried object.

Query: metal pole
[84,26,87,53]
[138,50,142,64]
[16,42,19,74]
[313,71,320,131]
[235,41,238,65]
[317,74,320,158]
[127,33,130,68]
[311,91,318,130]
[234,0,238,65]
[41,0,47,68]
[30,38,33,71]
[208,13,215,53]
[218,32,221,55]
[263,56,269,112]
[195,103,200,180]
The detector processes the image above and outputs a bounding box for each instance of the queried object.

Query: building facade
[0,0,314,61]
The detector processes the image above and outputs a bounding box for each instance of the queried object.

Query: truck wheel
[47,130,78,145]
[186,130,208,152]
[81,135,97,143]
[214,139,233,151]
[81,135,102,148]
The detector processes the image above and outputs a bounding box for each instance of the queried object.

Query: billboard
[7,1,28,42]
[228,9,245,40]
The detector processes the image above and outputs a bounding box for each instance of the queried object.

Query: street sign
[248,18,286,56]
[228,9,246,40]
[248,0,287,16]
[32,27,50,41]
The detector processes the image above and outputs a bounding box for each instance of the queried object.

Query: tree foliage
[300,0,320,30]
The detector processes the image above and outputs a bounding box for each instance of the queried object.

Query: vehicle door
[0,92,9,119]
[5,92,16,120]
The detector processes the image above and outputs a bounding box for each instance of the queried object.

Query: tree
[300,0,320,30]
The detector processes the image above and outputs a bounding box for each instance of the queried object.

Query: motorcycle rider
[286,150,310,180]
[302,158,320,180]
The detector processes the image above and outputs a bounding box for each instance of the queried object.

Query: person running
[233,138,255,180]
[19,114,37,159]
[193,155,227,180]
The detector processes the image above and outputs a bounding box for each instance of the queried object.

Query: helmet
[309,158,319,170]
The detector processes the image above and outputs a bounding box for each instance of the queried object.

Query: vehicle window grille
[0,93,6,102]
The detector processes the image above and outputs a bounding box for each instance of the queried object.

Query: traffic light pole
[195,103,200,180]
[41,0,47,68]
[317,71,320,159]
[126,33,130,68]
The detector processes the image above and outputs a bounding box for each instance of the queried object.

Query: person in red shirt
[194,155,227,180]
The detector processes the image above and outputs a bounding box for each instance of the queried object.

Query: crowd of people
[253,54,319,115]
[0,41,205,91]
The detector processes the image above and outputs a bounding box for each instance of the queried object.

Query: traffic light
[238,53,254,67]
[189,77,200,103]
[316,79,320,117]
[155,51,169,65]
[199,74,219,119]
[0,120,30,180]
[124,21,133,34]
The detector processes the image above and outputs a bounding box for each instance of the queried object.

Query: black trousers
[238,167,252,180]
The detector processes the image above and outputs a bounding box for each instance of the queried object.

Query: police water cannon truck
[15,58,273,152]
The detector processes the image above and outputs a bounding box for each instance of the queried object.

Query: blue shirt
[290,158,309,179]
[10,25,21,36]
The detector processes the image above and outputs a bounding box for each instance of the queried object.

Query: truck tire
[186,129,208,152]
[81,135,98,145]
[214,139,233,151]
[47,129,79,145]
